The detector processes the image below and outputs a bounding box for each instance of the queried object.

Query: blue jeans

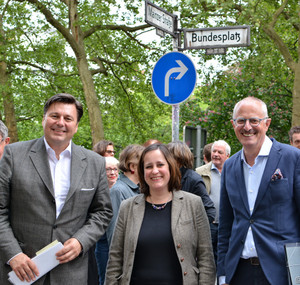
[95,233,109,285]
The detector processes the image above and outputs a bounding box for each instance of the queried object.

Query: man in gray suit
[0,93,113,285]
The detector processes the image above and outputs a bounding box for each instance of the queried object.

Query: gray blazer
[105,190,216,285]
[0,137,113,285]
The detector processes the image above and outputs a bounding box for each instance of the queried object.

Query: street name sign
[152,52,197,105]
[184,25,250,50]
[145,0,177,37]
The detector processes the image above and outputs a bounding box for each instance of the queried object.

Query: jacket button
[180,258,184,262]
[177,244,181,248]
[53,225,57,229]
[184,272,187,276]
[250,219,254,224]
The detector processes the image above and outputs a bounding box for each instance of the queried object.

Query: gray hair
[0,120,8,141]
[105,156,119,166]
[212,140,231,156]
[232,97,268,118]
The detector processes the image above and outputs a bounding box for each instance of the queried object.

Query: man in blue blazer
[218,96,300,285]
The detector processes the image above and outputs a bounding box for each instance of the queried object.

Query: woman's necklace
[148,195,172,211]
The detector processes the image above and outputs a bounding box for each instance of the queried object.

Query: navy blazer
[218,138,300,285]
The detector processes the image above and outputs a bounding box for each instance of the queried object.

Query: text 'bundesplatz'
[192,31,241,44]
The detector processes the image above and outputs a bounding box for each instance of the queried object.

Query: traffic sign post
[145,1,250,141]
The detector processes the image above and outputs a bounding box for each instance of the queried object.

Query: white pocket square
[80,188,95,191]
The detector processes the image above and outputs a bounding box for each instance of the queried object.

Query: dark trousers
[95,233,109,285]
[230,258,270,285]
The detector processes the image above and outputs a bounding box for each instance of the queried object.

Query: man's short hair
[44,93,83,123]
[203,143,213,162]
[289,126,300,142]
[212,140,231,156]
[0,120,8,141]
[232,97,268,118]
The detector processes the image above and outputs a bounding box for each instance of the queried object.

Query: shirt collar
[44,137,72,157]
[241,135,272,161]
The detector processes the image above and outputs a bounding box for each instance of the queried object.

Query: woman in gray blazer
[105,143,215,285]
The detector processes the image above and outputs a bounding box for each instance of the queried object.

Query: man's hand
[56,238,82,264]
[9,253,39,282]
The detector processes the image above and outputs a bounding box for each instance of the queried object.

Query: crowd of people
[0,93,299,285]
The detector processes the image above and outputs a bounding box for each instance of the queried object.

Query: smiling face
[211,143,229,172]
[231,99,271,155]
[105,161,119,188]
[42,102,78,153]
[144,149,170,194]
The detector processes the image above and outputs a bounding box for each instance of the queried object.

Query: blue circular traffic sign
[152,51,197,105]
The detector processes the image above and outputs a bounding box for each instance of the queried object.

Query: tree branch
[83,23,150,39]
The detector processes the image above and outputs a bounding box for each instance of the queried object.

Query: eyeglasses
[232,117,268,127]
[105,150,115,155]
[106,168,118,173]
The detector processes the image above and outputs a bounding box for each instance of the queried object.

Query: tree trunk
[76,55,105,145]
[292,59,300,126]
[0,20,18,142]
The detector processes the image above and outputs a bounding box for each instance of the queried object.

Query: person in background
[105,143,216,285]
[167,141,216,224]
[196,140,230,269]
[218,97,300,285]
[0,120,10,159]
[288,126,300,149]
[0,93,112,285]
[106,144,144,246]
[95,156,119,285]
[203,142,213,164]
[93,140,115,157]
[143,139,161,147]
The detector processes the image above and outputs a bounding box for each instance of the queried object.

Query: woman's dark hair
[138,143,181,196]
[167,141,194,169]
[93,140,114,156]
[44,93,83,123]
[118,144,144,173]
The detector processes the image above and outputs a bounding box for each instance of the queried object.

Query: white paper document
[8,240,64,285]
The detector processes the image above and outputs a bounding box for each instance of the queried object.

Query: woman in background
[106,144,144,246]
[167,141,216,224]
[105,143,215,285]
[95,156,119,285]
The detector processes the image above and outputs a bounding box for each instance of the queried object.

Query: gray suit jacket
[0,137,113,285]
[105,190,216,285]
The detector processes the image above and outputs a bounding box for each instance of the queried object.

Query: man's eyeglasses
[106,168,118,173]
[232,117,268,127]
[105,150,115,155]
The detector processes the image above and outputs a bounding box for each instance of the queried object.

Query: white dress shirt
[44,138,72,218]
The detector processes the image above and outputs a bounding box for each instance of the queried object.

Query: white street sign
[145,0,177,37]
[184,25,250,49]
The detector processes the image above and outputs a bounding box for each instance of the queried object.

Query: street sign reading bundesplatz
[184,25,250,50]
[145,0,177,37]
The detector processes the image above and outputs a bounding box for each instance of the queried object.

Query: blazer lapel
[234,151,250,215]
[131,195,146,244]
[171,191,184,233]
[29,137,54,197]
[65,143,87,203]
[253,140,282,212]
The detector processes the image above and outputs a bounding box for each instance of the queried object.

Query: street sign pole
[172,27,180,142]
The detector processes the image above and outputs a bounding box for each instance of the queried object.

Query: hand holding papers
[8,240,63,285]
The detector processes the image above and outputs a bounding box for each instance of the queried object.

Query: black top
[180,167,216,223]
[130,201,183,285]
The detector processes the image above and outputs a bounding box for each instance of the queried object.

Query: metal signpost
[145,1,251,142]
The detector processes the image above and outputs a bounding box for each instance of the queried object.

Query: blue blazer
[218,138,300,285]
